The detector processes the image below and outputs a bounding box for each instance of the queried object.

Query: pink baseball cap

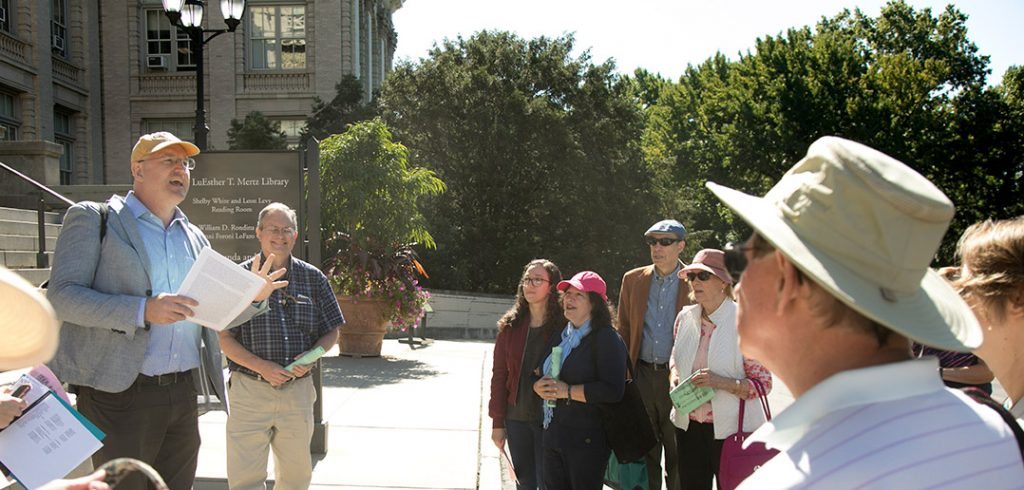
[681,249,733,285]
[556,271,608,301]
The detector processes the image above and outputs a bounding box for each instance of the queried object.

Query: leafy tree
[300,75,374,145]
[377,32,661,294]
[644,1,1014,262]
[226,111,288,150]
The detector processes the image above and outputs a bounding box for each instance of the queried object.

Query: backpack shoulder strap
[962,387,1024,463]
[98,202,109,242]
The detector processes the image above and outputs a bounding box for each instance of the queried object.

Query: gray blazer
[46,194,265,403]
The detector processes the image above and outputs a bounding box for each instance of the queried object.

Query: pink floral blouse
[689,316,772,423]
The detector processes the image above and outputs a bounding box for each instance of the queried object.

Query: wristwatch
[734,378,742,392]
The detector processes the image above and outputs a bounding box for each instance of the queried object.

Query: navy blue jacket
[541,325,628,429]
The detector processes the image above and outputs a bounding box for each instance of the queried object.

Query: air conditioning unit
[146,54,168,69]
[52,33,65,52]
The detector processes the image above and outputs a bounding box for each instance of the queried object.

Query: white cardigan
[669,299,766,439]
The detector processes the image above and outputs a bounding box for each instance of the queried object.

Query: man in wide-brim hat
[708,136,1023,488]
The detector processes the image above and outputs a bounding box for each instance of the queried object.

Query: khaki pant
[226,374,316,490]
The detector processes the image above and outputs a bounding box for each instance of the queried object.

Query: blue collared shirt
[125,191,202,376]
[640,264,680,364]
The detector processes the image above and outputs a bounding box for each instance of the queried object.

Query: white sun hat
[707,136,981,351]
[0,266,60,370]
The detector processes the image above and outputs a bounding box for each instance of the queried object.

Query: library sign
[180,151,304,262]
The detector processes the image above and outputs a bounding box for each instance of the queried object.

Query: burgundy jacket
[489,314,554,428]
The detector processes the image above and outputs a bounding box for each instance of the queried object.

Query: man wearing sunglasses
[616,219,692,490]
[219,203,344,490]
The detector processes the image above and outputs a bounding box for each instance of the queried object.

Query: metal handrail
[0,161,75,206]
[1,161,76,268]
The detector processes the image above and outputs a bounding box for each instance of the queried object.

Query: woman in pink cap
[667,249,772,490]
[533,271,628,489]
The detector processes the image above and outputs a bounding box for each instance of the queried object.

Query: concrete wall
[391,290,515,341]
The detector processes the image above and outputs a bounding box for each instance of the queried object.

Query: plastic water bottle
[545,346,562,408]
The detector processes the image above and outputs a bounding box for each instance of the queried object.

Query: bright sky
[393,0,1022,85]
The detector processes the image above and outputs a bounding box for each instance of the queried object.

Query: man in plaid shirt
[219,202,344,490]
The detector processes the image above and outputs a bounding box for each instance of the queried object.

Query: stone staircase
[0,206,63,286]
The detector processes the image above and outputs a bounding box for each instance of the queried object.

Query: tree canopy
[378,31,661,294]
[371,1,1021,293]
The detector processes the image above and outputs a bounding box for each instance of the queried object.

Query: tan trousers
[225,374,316,490]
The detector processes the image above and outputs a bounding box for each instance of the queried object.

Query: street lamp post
[162,0,246,150]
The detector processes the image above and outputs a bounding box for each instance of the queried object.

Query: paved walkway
[187,339,1008,489]
[195,339,506,490]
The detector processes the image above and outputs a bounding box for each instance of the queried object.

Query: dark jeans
[543,423,610,490]
[675,422,724,490]
[507,419,545,489]
[75,376,201,490]
[637,362,680,490]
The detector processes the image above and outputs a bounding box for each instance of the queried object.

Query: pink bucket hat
[681,249,733,285]
[557,271,608,301]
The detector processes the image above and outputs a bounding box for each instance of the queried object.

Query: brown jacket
[616,263,692,369]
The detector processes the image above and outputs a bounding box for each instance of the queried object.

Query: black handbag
[592,334,657,463]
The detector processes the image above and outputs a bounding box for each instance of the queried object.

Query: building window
[54,110,74,184]
[144,9,194,71]
[142,118,194,141]
[276,118,305,149]
[0,92,19,141]
[51,0,67,57]
[249,5,306,70]
[0,0,13,34]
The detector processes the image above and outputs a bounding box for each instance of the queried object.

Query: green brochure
[669,371,715,415]
[285,345,326,373]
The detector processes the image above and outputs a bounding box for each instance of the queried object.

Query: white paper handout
[0,392,104,489]
[176,247,265,331]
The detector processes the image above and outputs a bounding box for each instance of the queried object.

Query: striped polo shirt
[737,359,1024,489]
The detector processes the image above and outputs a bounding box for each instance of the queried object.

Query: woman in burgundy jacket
[489,259,563,489]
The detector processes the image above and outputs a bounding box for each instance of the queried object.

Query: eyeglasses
[139,156,196,170]
[722,237,775,279]
[646,237,681,247]
[262,226,296,236]
[280,291,312,309]
[521,277,550,287]
[686,271,714,282]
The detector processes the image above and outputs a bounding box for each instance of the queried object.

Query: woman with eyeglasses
[668,249,772,490]
[534,271,627,489]
[951,216,1024,425]
[489,259,563,489]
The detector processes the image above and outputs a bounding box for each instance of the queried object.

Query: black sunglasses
[723,242,753,283]
[685,271,714,282]
[645,237,681,247]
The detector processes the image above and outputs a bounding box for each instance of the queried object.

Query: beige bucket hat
[707,136,981,351]
[0,266,59,370]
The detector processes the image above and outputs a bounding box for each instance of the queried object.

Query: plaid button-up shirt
[227,255,345,378]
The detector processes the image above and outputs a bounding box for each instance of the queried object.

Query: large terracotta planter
[335,295,390,357]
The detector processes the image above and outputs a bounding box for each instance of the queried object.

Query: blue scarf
[542,320,592,428]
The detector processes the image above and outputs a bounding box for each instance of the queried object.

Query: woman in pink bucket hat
[668,250,772,490]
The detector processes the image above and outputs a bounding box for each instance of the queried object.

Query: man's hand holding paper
[175,248,288,331]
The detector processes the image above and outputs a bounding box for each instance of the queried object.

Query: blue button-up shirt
[640,264,680,364]
[125,192,202,376]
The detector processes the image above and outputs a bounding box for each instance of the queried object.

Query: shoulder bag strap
[961,387,1024,464]
[748,378,772,421]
